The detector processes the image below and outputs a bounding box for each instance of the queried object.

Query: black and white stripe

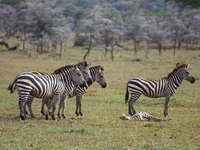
[120,112,166,122]
[42,65,107,119]
[125,62,195,117]
[8,64,87,120]
[24,61,92,120]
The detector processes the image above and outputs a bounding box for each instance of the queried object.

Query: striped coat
[125,62,195,117]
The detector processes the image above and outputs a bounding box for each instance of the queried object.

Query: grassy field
[0,41,200,150]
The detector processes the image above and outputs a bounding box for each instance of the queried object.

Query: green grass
[0,41,200,149]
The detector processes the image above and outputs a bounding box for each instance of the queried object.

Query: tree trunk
[133,40,137,54]
[157,43,162,55]
[111,46,114,61]
[83,40,91,60]
[173,39,177,56]
[22,33,26,51]
[59,43,62,58]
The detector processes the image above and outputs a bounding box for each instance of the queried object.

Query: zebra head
[77,61,93,86]
[94,65,107,88]
[182,64,195,84]
[71,65,87,89]
[120,114,130,120]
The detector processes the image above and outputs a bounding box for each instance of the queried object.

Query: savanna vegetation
[0,38,199,149]
[0,0,200,149]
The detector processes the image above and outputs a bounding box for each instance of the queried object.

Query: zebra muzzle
[79,81,88,89]
[190,77,195,83]
[101,82,107,88]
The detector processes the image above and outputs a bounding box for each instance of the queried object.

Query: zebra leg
[79,96,83,116]
[128,94,139,115]
[41,98,46,116]
[49,94,60,120]
[164,96,171,117]
[75,95,80,116]
[27,95,35,118]
[24,105,28,115]
[45,102,50,120]
[18,95,29,120]
[61,96,69,119]
[57,95,66,119]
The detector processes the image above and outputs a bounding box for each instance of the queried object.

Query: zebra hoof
[61,114,66,119]
[20,115,26,120]
[30,115,35,119]
[45,114,49,120]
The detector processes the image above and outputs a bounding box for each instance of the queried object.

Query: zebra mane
[31,71,49,75]
[90,65,104,71]
[77,61,87,67]
[168,62,188,77]
[54,65,74,74]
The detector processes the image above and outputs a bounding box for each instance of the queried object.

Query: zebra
[120,112,166,122]
[125,62,195,117]
[7,64,87,120]
[24,61,92,119]
[42,65,107,119]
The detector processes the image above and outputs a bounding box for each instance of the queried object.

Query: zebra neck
[89,70,96,86]
[168,74,183,89]
[53,71,72,85]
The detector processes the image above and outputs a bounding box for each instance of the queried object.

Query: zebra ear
[87,61,92,67]
[73,65,78,70]
[98,65,104,71]
[187,63,190,68]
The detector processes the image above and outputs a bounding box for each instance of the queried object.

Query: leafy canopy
[164,0,200,8]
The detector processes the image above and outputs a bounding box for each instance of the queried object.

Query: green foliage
[63,5,86,20]
[164,0,200,8]
[1,0,23,4]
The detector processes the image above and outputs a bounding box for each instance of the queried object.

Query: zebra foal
[125,62,195,117]
[8,64,87,120]
[120,112,166,122]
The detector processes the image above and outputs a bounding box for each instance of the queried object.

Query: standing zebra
[120,112,166,122]
[24,61,92,119]
[8,64,87,120]
[42,65,107,119]
[125,62,195,117]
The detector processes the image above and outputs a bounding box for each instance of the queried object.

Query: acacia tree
[98,6,124,60]
[76,5,103,60]
[124,1,146,55]
[0,4,17,38]
[164,0,200,8]
[19,0,71,54]
[77,5,123,60]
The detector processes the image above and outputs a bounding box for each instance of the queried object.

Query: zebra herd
[8,61,195,121]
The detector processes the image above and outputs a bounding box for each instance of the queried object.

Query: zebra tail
[7,79,17,93]
[125,83,129,104]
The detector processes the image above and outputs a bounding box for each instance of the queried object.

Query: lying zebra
[42,65,107,119]
[120,112,166,122]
